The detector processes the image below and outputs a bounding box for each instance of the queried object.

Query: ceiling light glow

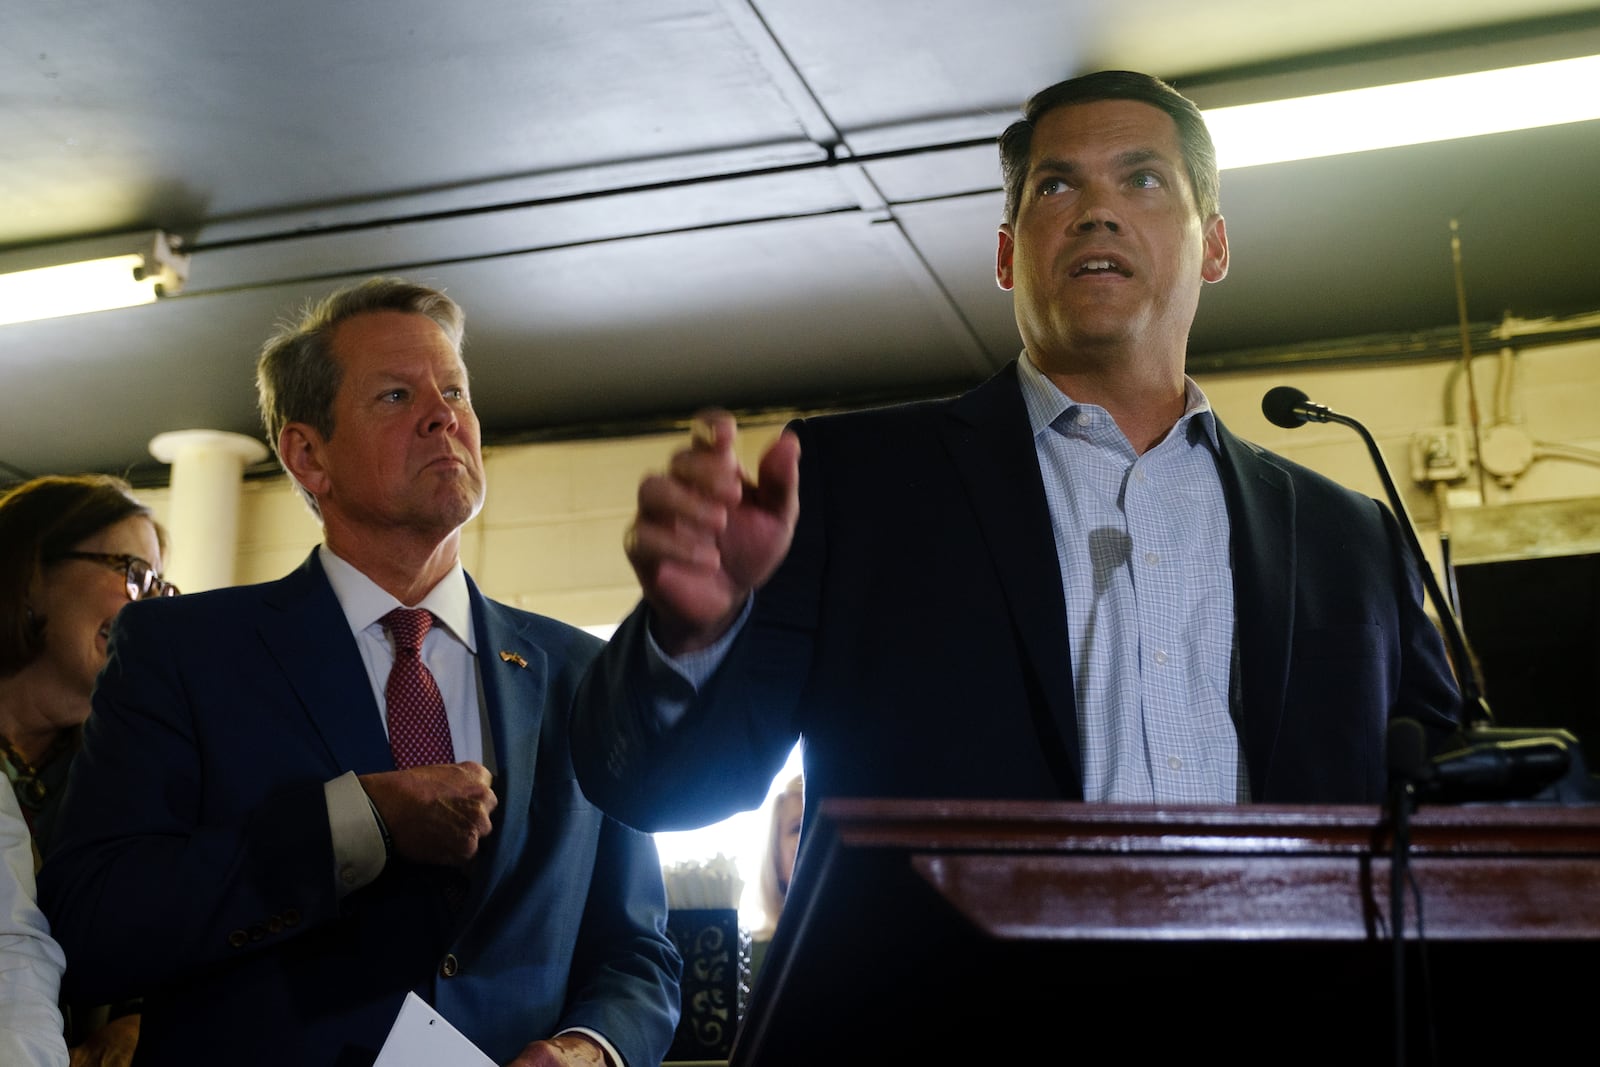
[1204,54,1600,170]
[0,231,189,328]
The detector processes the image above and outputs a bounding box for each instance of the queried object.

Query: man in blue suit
[42,278,680,1067]
[569,71,1463,833]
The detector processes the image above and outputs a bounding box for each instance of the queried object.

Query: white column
[148,429,270,593]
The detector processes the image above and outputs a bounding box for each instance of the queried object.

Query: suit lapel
[937,362,1083,797]
[1214,423,1296,800]
[257,552,395,774]
[466,579,546,899]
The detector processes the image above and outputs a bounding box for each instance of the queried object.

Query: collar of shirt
[317,544,477,655]
[1016,350,1221,455]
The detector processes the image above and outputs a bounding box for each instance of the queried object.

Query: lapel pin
[498,650,528,669]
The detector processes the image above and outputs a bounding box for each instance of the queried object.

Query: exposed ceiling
[4,1,1599,486]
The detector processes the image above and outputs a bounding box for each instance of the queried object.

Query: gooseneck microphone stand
[1261,385,1493,727]
[1260,384,1579,1067]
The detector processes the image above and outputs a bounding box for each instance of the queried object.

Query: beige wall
[134,338,1600,629]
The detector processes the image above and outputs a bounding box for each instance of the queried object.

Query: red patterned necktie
[381,608,455,769]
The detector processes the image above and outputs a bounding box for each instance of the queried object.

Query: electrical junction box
[1410,426,1468,483]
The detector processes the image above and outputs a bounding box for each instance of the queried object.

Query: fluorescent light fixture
[0,230,190,327]
[1205,54,1600,170]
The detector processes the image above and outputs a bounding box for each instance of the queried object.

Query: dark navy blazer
[572,360,1463,830]
[42,552,681,1067]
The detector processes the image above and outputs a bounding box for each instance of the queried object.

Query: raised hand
[625,409,800,655]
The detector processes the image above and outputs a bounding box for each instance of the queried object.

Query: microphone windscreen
[1386,717,1433,785]
[1262,385,1310,429]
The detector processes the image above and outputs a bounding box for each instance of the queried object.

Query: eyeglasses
[54,552,180,601]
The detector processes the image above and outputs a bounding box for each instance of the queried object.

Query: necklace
[0,730,74,814]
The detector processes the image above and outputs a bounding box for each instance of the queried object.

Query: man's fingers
[666,447,746,508]
[636,473,731,534]
[450,796,494,842]
[455,760,493,789]
[625,518,724,577]
[449,762,497,835]
[361,763,501,867]
[689,408,738,451]
[752,429,801,517]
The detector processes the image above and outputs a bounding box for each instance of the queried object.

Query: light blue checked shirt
[1017,354,1247,804]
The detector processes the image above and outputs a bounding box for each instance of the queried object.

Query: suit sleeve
[38,604,340,1005]
[556,812,683,1067]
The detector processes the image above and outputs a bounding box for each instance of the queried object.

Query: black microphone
[1261,385,1332,428]
[1265,385,1583,802]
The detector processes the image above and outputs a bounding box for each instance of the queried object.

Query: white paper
[373,991,497,1067]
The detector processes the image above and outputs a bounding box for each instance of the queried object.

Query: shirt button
[340,865,358,886]
[1134,467,1147,483]
[440,954,460,978]
[1168,756,1183,771]
[1153,649,1169,666]
[1143,551,1159,565]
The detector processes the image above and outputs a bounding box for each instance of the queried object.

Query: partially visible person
[749,774,802,982]
[0,475,173,859]
[0,474,166,1067]
[754,775,803,943]
[42,277,680,1067]
[0,781,69,1067]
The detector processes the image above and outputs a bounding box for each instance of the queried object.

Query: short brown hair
[0,475,158,675]
[999,70,1221,225]
[256,277,465,511]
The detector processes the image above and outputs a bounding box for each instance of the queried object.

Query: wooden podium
[731,800,1600,1065]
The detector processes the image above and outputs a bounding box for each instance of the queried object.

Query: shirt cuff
[325,771,387,898]
[643,596,752,727]
[558,1027,623,1067]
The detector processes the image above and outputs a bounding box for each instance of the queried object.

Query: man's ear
[278,423,330,500]
[1201,214,1229,283]
[996,224,1016,291]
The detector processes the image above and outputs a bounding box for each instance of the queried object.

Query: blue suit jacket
[41,552,680,1067]
[572,361,1463,830]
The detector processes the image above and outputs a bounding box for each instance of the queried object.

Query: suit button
[228,929,248,948]
[440,954,459,978]
[282,909,301,927]
[248,923,267,942]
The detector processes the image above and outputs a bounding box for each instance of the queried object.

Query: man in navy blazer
[42,279,680,1067]
[568,72,1462,832]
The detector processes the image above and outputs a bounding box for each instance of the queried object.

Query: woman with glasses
[0,474,173,1067]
